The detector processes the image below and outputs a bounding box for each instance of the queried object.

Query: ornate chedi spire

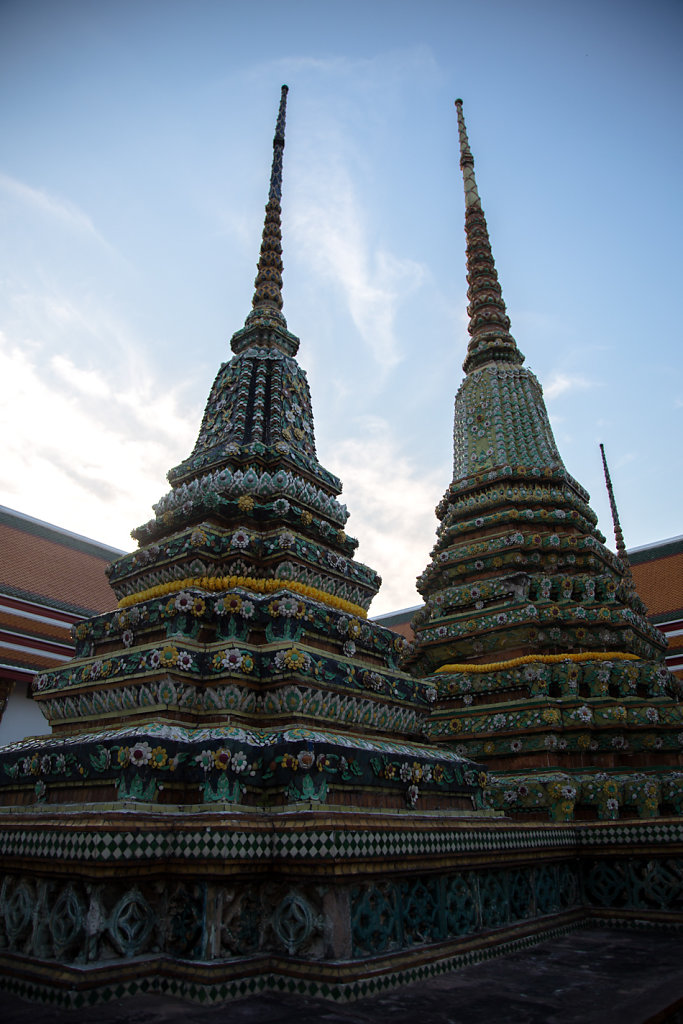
[5,88,483,825]
[452,97,568,488]
[105,84,380,637]
[251,83,288,316]
[143,85,377,614]
[455,98,523,376]
[599,442,633,583]
[408,100,682,823]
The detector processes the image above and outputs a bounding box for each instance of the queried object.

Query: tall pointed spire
[454,99,523,374]
[600,442,634,580]
[251,84,288,316]
[448,100,568,487]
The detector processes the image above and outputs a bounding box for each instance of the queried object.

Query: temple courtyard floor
[2,928,683,1023]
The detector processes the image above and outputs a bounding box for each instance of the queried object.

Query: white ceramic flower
[223,649,243,671]
[130,741,152,767]
[175,591,194,612]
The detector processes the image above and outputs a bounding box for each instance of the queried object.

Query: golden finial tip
[455,98,463,106]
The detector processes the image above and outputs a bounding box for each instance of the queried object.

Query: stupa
[409,100,683,821]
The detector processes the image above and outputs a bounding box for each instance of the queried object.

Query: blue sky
[1,0,681,614]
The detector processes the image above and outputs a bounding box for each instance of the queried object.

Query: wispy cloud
[0,331,198,549]
[614,450,636,470]
[326,416,446,615]
[256,46,441,96]
[291,162,425,373]
[4,283,202,445]
[258,51,437,376]
[0,172,113,251]
[51,354,111,399]
[543,372,595,400]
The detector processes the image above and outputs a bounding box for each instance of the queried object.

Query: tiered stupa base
[0,582,483,814]
[422,654,683,820]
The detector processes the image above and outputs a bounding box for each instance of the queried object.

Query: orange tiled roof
[631,551,683,619]
[0,508,123,615]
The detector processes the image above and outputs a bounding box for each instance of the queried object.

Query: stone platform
[2,811,682,1006]
[2,929,683,1023]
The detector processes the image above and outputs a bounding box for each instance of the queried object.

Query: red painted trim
[0,594,82,625]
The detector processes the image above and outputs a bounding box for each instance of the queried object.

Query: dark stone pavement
[2,929,683,1024]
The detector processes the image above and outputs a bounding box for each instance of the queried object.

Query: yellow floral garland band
[435,651,638,674]
[118,574,368,619]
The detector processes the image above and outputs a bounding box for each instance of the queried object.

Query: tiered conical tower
[410,100,683,821]
[121,87,379,621]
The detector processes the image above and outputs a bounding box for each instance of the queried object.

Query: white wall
[0,678,52,746]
